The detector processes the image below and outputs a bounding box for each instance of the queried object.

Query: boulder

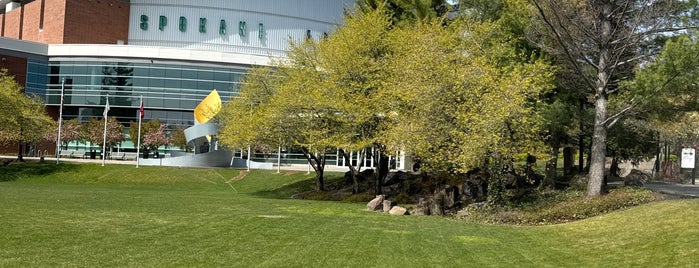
[388,206,409,215]
[570,174,588,190]
[382,200,393,213]
[414,198,430,216]
[462,179,486,202]
[624,177,644,187]
[442,185,459,209]
[383,171,408,186]
[429,194,444,216]
[623,169,650,187]
[366,195,384,211]
[624,169,651,182]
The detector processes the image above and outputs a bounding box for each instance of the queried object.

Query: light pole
[56,78,65,164]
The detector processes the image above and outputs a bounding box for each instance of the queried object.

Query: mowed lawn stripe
[1,163,698,267]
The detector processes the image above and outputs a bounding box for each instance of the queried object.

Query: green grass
[1,162,698,267]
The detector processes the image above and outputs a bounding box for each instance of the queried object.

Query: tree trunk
[546,146,560,188]
[340,149,361,193]
[302,148,326,191]
[563,147,574,176]
[587,92,608,197]
[578,99,585,173]
[586,1,612,198]
[371,147,390,195]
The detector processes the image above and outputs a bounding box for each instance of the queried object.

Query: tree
[129,119,164,153]
[45,118,81,150]
[81,117,124,153]
[142,123,170,154]
[0,69,55,160]
[220,6,555,202]
[357,0,451,25]
[528,0,697,197]
[171,125,193,152]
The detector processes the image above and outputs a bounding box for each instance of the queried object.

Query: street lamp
[56,78,65,164]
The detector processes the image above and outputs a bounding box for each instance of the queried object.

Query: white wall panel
[128,1,354,57]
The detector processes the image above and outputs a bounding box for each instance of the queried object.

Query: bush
[460,187,661,225]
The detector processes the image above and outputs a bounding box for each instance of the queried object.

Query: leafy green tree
[0,69,55,160]
[357,0,451,25]
[529,0,697,197]
[171,125,193,152]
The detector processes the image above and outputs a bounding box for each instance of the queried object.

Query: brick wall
[3,6,22,39]
[0,54,28,88]
[0,0,129,44]
[22,0,66,43]
[63,0,130,44]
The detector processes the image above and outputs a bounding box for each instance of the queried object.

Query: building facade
[0,0,354,156]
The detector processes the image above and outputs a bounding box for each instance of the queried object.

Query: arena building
[0,0,355,160]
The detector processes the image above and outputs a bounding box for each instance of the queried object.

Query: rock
[388,206,408,215]
[624,177,644,187]
[383,171,408,186]
[382,200,393,213]
[623,169,650,187]
[624,169,651,182]
[462,179,486,202]
[443,185,459,209]
[366,195,384,211]
[570,174,588,190]
[429,194,444,216]
[415,198,429,216]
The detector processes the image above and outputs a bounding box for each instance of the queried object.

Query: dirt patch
[228,170,248,183]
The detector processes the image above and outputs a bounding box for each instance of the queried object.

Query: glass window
[163,79,181,90]
[165,66,181,78]
[182,69,197,79]
[164,97,180,109]
[213,70,230,82]
[197,69,214,81]
[149,67,166,78]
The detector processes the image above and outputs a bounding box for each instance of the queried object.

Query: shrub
[460,187,661,225]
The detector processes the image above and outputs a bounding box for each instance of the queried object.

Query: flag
[139,98,144,119]
[103,97,110,119]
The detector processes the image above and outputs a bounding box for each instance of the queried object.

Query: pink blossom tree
[81,117,124,150]
[44,118,81,150]
[142,123,170,154]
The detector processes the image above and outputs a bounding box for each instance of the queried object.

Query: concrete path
[644,181,699,198]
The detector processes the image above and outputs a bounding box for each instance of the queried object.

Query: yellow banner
[194,89,222,124]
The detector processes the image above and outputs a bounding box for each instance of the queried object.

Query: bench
[110,152,125,160]
[58,150,72,158]
[72,150,87,159]
[123,152,139,160]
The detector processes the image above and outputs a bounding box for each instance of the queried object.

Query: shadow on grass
[249,174,346,199]
[0,161,79,182]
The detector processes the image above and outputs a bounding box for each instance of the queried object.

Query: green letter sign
[159,16,167,31]
[179,16,187,32]
[140,15,148,30]
[239,21,246,37]
[219,20,227,35]
[258,23,264,39]
[199,18,206,33]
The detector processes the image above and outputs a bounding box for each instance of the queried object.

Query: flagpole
[56,78,65,164]
[136,95,143,168]
[102,95,109,166]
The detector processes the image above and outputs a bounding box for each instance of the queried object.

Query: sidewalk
[644,181,699,198]
[1,155,352,172]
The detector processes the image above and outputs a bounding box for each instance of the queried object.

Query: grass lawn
[1,162,698,267]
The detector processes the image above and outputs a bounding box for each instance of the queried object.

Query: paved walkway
[643,181,699,198]
[1,155,351,172]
